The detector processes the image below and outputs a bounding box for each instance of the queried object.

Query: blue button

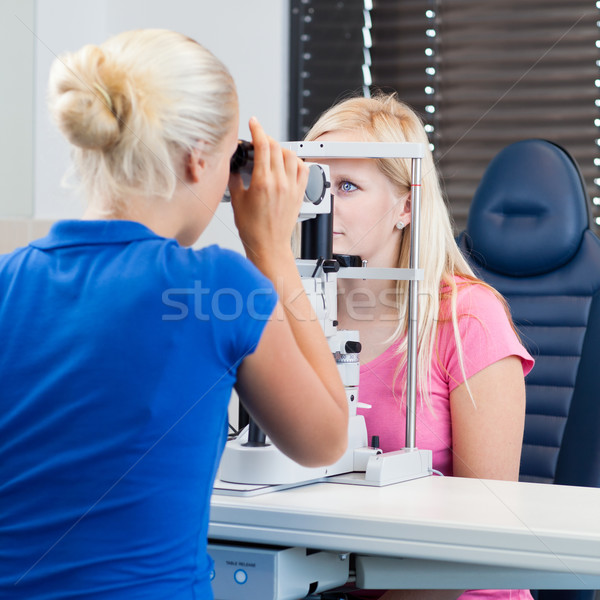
[209,569,215,581]
[234,569,248,584]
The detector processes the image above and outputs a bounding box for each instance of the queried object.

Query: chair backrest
[457,139,600,489]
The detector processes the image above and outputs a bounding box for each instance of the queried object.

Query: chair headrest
[465,139,589,276]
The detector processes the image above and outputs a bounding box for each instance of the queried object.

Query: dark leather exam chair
[457,139,600,600]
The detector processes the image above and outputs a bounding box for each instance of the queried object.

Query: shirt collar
[30,220,170,250]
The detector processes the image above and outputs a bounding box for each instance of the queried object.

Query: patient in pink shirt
[360,279,534,476]
[306,93,534,600]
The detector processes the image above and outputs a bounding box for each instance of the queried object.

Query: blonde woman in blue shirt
[0,29,347,599]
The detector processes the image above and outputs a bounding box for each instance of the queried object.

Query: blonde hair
[305,93,486,407]
[48,29,238,213]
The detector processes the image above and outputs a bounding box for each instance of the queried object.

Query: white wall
[0,0,35,218]
[2,0,290,252]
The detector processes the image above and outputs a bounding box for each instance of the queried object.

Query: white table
[209,476,600,590]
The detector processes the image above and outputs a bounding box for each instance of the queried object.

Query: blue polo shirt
[0,220,277,599]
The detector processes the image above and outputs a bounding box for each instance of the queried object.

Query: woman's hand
[230,118,348,468]
[228,117,309,263]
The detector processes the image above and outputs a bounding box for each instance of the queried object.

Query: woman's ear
[394,192,412,229]
[187,143,207,183]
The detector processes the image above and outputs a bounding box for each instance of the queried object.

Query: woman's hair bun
[46,29,238,208]
[49,45,124,150]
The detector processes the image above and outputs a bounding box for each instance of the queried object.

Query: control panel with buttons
[208,542,349,600]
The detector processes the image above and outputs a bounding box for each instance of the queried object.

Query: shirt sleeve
[437,282,534,392]
[203,246,278,368]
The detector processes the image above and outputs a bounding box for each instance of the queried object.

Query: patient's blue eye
[340,181,357,192]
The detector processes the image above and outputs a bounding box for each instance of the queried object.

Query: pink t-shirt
[355,281,534,600]
[359,280,534,475]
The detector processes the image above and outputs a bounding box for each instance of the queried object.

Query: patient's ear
[395,192,412,227]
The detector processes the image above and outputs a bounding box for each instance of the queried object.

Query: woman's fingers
[248,116,270,183]
[284,149,309,206]
[269,135,285,181]
[231,117,310,257]
[250,116,304,207]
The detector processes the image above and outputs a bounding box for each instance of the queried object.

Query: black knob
[322,259,340,273]
[344,341,362,354]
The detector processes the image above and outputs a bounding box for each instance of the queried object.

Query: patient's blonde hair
[306,93,493,406]
[48,29,238,213]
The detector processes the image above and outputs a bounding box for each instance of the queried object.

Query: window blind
[370,0,437,123]
[289,0,371,139]
[370,1,600,232]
